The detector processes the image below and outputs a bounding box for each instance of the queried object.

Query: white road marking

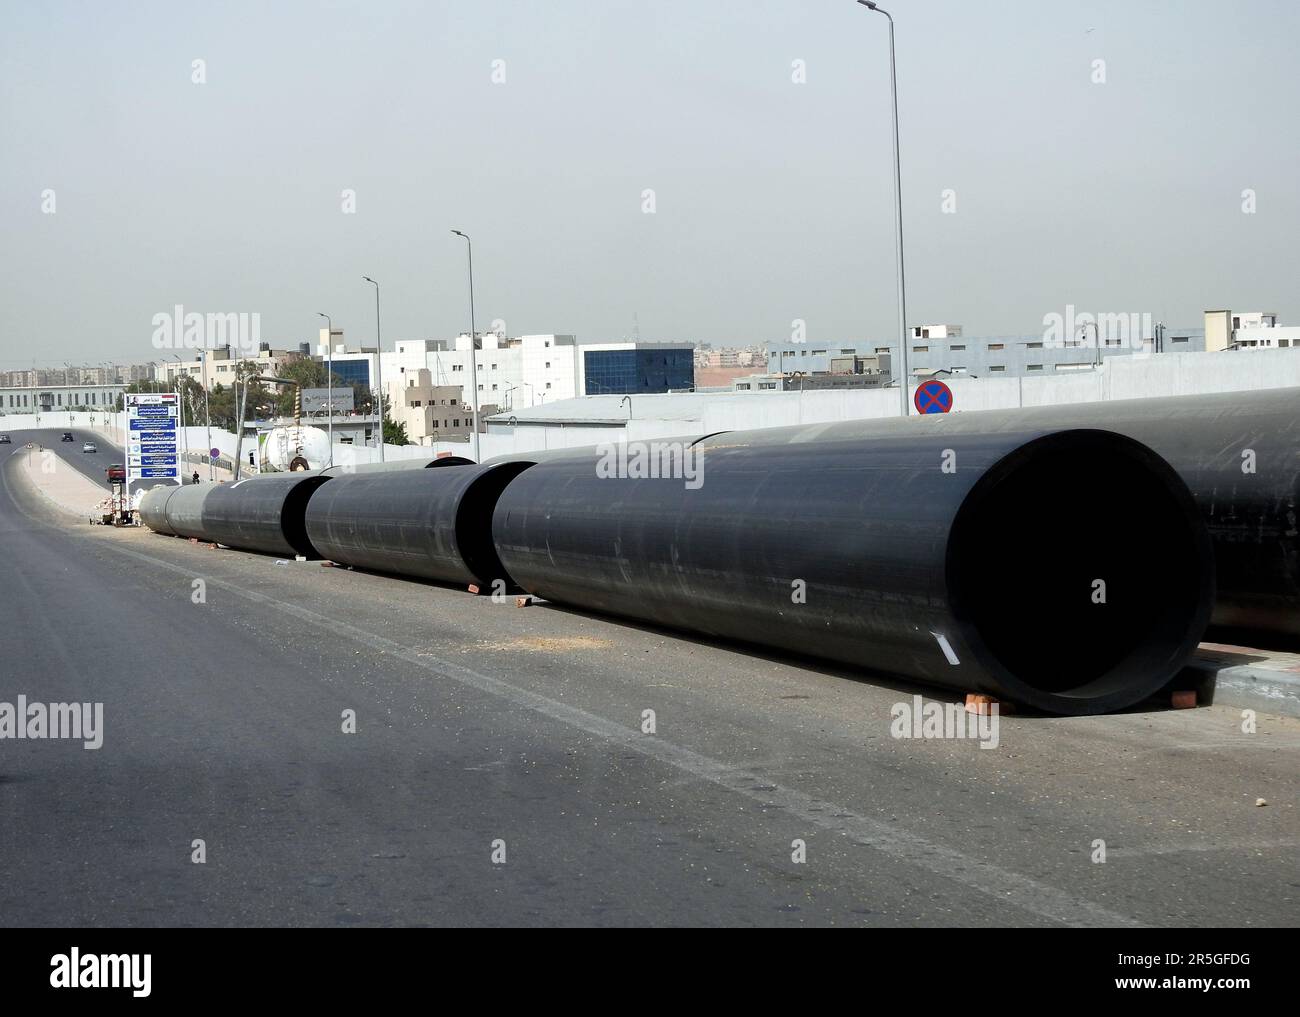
[100,537,1141,928]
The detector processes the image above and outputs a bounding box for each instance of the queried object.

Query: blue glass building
[330,360,371,387]
[584,348,694,395]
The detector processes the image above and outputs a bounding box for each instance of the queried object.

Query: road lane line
[101,539,1141,928]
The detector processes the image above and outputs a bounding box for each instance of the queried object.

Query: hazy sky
[2,0,1297,368]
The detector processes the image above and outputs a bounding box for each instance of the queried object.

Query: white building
[384,334,581,413]
[911,324,963,340]
[1204,310,1282,352]
[156,345,300,388]
[386,368,473,445]
[0,382,126,414]
[1229,326,1300,350]
[384,334,697,414]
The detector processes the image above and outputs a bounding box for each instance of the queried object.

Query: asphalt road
[0,436,1296,927]
[0,426,122,491]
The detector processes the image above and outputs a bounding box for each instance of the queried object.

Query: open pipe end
[281,476,333,559]
[947,430,1215,715]
[457,461,536,589]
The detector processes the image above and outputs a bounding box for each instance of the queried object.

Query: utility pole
[317,312,334,467]
[201,348,213,480]
[363,276,386,462]
[858,2,911,417]
[451,230,482,463]
[233,369,249,482]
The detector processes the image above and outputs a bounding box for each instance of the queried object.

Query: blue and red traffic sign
[914,379,954,415]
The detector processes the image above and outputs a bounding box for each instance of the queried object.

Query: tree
[349,380,373,418]
[237,363,279,422]
[272,353,343,417]
[383,418,410,446]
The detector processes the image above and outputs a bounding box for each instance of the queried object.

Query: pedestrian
[192,471,200,485]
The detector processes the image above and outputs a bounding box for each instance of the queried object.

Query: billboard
[123,392,179,494]
[302,388,354,415]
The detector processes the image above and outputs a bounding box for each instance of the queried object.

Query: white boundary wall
[5,349,1295,464]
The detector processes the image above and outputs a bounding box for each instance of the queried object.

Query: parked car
[61,432,74,442]
[0,434,10,444]
[82,442,98,453]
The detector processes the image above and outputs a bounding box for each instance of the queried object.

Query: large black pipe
[482,434,717,467]
[304,461,535,588]
[162,484,216,540]
[321,457,474,476]
[698,388,1300,644]
[138,484,181,535]
[200,473,333,558]
[493,428,1215,716]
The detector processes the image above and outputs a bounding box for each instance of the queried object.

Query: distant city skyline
[2,0,1296,367]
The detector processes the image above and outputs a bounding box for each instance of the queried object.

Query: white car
[82,442,98,453]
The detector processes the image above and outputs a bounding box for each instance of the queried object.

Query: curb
[1182,652,1300,720]
[5,450,103,521]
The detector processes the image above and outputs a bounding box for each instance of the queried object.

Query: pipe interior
[427,456,475,468]
[456,462,535,588]
[948,437,1206,701]
[281,477,332,559]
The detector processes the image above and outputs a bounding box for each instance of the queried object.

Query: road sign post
[123,392,180,503]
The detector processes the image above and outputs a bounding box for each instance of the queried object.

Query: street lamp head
[451,229,468,239]
[858,1,879,7]
[363,276,376,284]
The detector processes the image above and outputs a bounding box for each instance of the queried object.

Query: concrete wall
[478,348,1300,459]
[17,349,1287,466]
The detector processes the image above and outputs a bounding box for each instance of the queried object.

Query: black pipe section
[482,435,713,467]
[162,484,216,540]
[138,484,181,535]
[698,388,1300,644]
[320,457,474,476]
[304,461,536,588]
[493,428,1215,716]
[200,473,333,558]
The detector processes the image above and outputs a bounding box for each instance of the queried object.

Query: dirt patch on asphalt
[480,636,615,653]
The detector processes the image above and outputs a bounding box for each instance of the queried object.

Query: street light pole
[792,370,807,423]
[1083,321,1101,368]
[201,348,213,480]
[317,312,334,467]
[363,277,386,463]
[450,230,482,463]
[233,367,249,482]
[858,1,910,417]
[170,354,189,469]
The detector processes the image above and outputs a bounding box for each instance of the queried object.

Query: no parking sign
[914,379,954,415]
